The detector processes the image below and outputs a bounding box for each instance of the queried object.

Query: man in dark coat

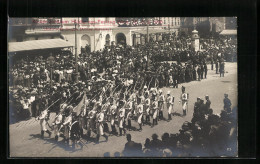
[122,134,142,157]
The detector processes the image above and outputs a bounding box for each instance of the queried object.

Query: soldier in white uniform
[109,100,118,135]
[118,101,126,136]
[151,93,159,127]
[136,98,144,131]
[125,95,133,131]
[36,109,52,139]
[86,109,97,139]
[158,89,165,120]
[144,92,151,125]
[52,113,63,141]
[166,91,174,121]
[180,86,188,116]
[96,109,108,143]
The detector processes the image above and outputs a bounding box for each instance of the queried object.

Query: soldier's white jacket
[119,108,125,118]
[158,94,165,102]
[137,104,144,114]
[53,114,63,125]
[166,96,174,105]
[38,109,48,120]
[63,114,72,126]
[180,93,188,101]
[97,112,105,122]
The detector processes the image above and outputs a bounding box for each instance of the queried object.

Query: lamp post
[74,19,78,83]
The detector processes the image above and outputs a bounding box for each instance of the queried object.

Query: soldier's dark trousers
[205,71,207,79]
[96,134,108,142]
[152,119,156,127]
[211,64,214,70]
[111,125,117,134]
[183,109,186,116]
[168,114,172,120]
[41,130,44,138]
[159,111,164,120]
[139,124,142,131]
[119,128,126,136]
[86,130,91,138]
[55,135,58,141]
[146,115,150,123]
[127,120,132,130]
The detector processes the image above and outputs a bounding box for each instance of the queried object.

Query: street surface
[9,63,237,157]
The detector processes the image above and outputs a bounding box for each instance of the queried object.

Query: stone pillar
[191,29,200,51]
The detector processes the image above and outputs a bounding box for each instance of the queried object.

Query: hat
[159,89,162,93]
[197,97,201,100]
[167,91,171,95]
[144,85,147,89]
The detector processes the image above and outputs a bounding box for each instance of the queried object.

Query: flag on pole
[73,93,86,116]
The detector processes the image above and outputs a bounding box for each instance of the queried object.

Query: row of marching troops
[35,81,189,147]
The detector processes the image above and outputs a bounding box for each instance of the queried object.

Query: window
[82,17,89,23]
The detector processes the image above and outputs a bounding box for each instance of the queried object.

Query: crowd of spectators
[9,33,237,123]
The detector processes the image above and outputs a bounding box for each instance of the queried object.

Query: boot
[123,128,126,135]
[41,130,44,138]
[119,128,122,136]
[46,130,52,138]
[152,119,155,127]
[128,120,132,131]
[66,139,70,146]
[168,114,171,121]
[96,135,100,143]
[72,141,76,149]
[87,130,91,139]
[183,110,186,116]
[55,135,58,141]
[139,124,142,131]
[103,134,108,142]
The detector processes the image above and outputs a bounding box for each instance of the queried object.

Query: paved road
[9,63,237,157]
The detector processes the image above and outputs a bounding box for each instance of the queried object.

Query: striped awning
[132,29,169,35]
[8,39,73,53]
[219,29,237,35]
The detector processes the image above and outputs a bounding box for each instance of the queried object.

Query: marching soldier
[158,89,165,120]
[151,93,158,127]
[136,97,144,131]
[78,98,87,137]
[125,95,133,131]
[62,107,72,145]
[36,109,52,139]
[144,92,151,125]
[86,108,97,139]
[96,108,108,143]
[52,112,63,141]
[109,100,118,135]
[223,93,232,113]
[118,101,126,136]
[180,86,188,116]
[166,91,173,121]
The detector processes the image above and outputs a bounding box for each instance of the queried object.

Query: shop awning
[132,29,170,35]
[219,29,237,35]
[8,39,73,53]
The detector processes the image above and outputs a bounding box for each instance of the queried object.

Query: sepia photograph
[8,17,238,157]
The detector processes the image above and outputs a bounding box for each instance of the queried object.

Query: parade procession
[9,17,238,157]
